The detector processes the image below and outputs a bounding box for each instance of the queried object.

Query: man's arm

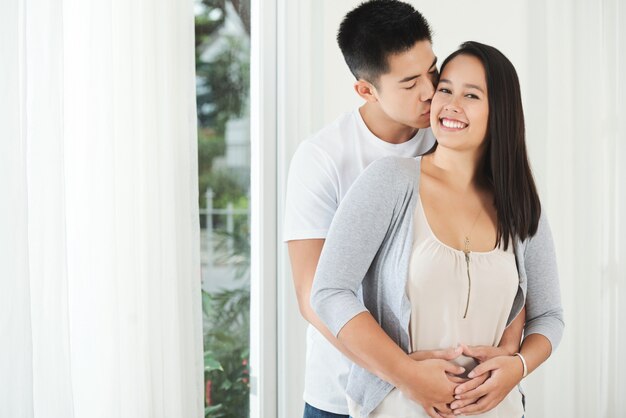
[289,239,525,355]
[289,239,460,418]
[498,306,525,354]
[288,239,361,362]
[460,306,525,363]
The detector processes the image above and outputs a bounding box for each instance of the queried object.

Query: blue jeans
[303,403,349,418]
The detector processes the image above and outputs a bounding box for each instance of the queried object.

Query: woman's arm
[311,157,464,418]
[521,212,565,350]
[310,158,400,336]
[338,312,464,418]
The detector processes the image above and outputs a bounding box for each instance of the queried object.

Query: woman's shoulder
[521,210,554,252]
[343,156,420,208]
[363,156,421,183]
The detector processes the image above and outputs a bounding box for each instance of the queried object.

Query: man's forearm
[335,311,419,387]
[288,239,369,369]
[296,286,367,366]
[498,306,525,354]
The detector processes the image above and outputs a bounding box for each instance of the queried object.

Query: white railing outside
[200,188,250,292]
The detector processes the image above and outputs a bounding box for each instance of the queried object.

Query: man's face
[371,40,438,130]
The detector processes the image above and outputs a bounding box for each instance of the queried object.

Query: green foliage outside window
[196,0,250,209]
[202,221,250,417]
[195,1,251,416]
[203,286,250,417]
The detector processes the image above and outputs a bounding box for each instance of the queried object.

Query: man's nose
[419,78,435,102]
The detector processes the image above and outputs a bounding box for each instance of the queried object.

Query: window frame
[250,0,278,417]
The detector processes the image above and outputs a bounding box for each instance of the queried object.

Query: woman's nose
[444,99,461,112]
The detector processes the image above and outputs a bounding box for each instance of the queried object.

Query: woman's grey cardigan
[310,156,564,418]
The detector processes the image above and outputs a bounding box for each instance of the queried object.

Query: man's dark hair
[337,0,433,85]
[439,41,541,248]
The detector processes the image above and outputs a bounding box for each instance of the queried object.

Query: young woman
[311,42,563,418]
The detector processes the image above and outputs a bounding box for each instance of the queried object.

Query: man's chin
[411,121,431,130]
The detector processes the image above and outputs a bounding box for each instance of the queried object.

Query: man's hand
[408,346,463,362]
[450,355,524,415]
[462,344,515,362]
[396,358,465,418]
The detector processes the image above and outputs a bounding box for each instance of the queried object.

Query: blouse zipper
[463,248,471,319]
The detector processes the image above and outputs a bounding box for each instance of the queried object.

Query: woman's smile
[439,117,468,131]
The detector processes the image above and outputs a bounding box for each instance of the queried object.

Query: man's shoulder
[301,110,358,151]
[289,110,359,173]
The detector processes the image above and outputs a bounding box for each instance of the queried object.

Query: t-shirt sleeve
[283,141,339,241]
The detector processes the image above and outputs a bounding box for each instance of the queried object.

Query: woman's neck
[424,147,487,191]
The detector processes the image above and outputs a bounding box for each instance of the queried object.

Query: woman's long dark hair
[438,41,541,248]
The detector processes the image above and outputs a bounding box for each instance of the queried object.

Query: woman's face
[430,54,489,153]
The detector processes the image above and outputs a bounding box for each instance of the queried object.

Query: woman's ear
[354,79,378,103]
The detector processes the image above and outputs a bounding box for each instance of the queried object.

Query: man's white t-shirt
[283,108,436,414]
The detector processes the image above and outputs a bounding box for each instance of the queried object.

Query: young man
[284,1,523,417]
[284,2,437,416]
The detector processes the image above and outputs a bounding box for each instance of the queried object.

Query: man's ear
[354,79,378,103]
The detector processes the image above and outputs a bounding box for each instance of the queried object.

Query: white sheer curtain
[523,0,626,416]
[0,1,203,417]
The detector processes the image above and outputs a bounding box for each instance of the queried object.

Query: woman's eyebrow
[437,78,485,93]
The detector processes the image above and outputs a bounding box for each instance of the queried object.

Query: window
[195,1,251,416]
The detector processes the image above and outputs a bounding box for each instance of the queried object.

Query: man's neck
[359,103,418,144]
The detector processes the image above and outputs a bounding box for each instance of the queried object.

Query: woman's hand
[418,344,502,409]
[397,358,465,418]
[443,371,489,410]
[449,355,524,415]
[408,345,490,412]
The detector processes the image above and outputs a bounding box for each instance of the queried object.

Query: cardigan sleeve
[523,212,565,351]
[310,156,408,337]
